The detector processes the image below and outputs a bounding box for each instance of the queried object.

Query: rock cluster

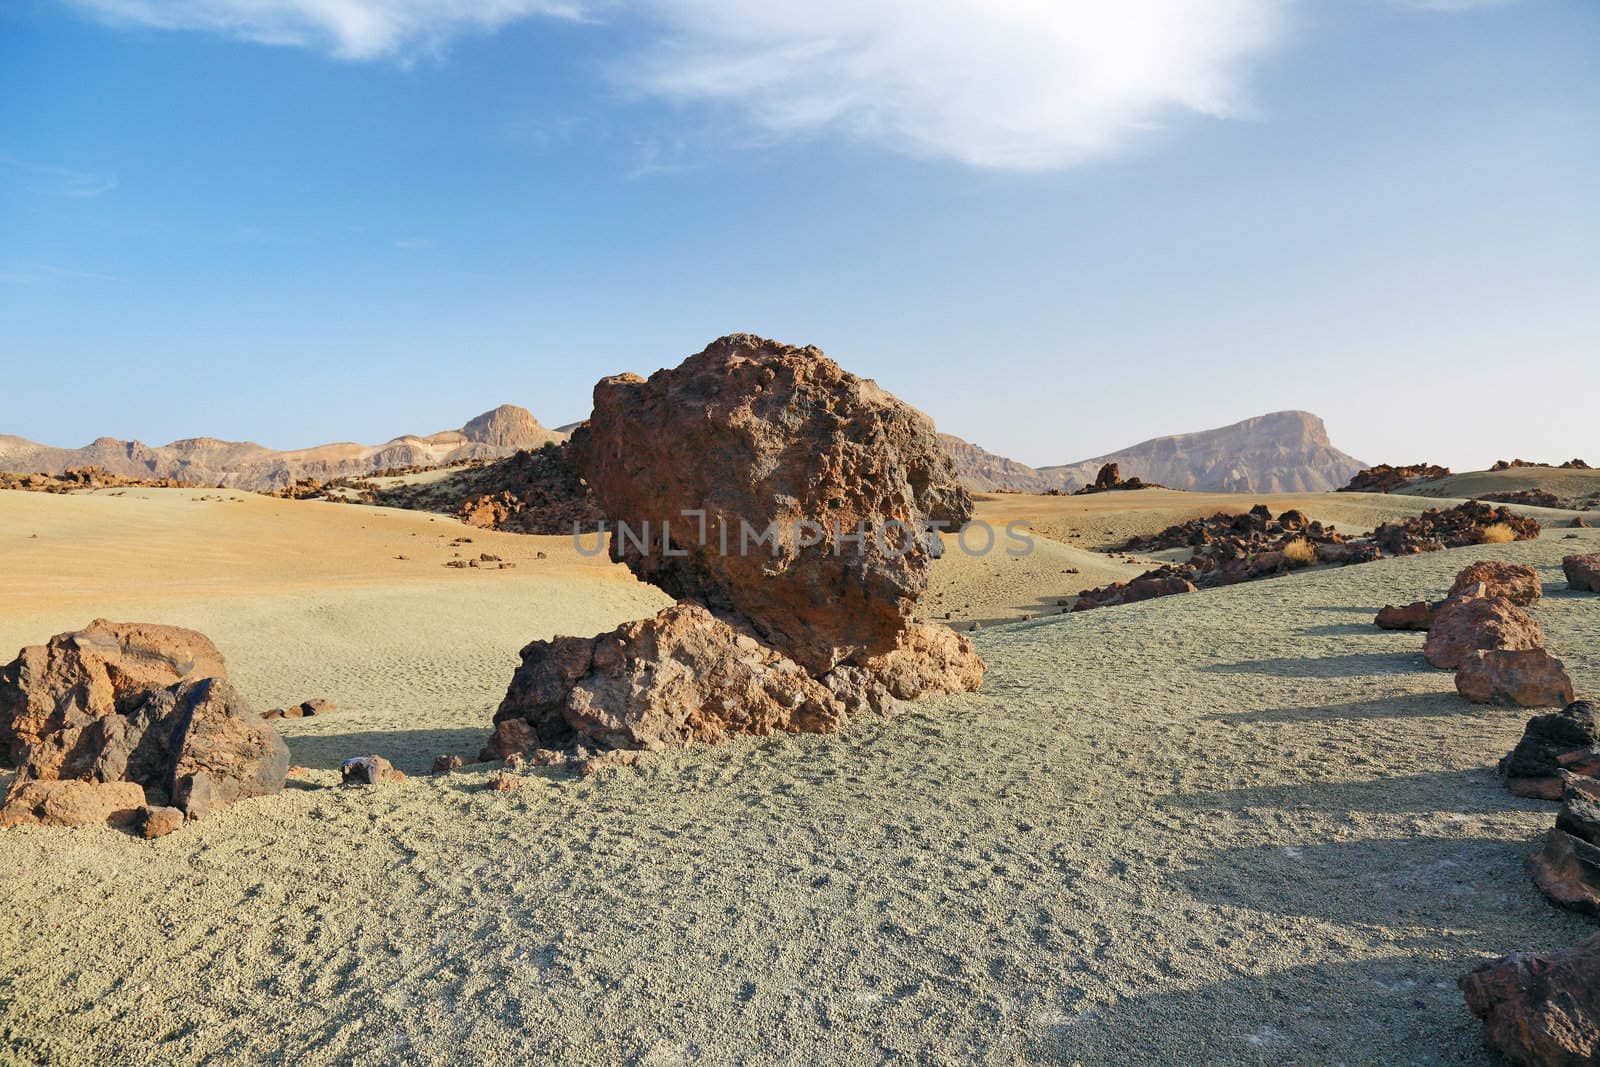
[1565,553,1600,593]
[1499,701,1600,800]
[1071,462,1161,495]
[1460,932,1600,1066]
[1075,506,1373,611]
[1371,501,1540,555]
[486,336,984,760]
[1491,457,1591,471]
[0,466,203,493]
[0,621,288,830]
[1338,463,1450,493]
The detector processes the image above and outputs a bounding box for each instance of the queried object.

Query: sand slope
[2,486,1598,1063]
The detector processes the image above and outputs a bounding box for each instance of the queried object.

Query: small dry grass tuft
[1283,538,1317,567]
[1478,522,1516,545]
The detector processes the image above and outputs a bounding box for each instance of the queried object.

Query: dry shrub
[1283,537,1317,567]
[1478,522,1516,545]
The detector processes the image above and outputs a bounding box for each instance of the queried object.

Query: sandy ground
[1,489,1599,1064]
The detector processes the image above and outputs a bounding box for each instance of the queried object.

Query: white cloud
[67,0,587,60]
[61,0,1516,170]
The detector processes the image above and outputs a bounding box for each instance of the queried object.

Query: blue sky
[2,0,1596,470]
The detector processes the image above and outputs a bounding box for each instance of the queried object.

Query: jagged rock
[0,780,146,829]
[571,334,971,675]
[340,755,405,786]
[1460,932,1600,1066]
[140,805,185,839]
[1564,554,1600,593]
[1450,561,1542,607]
[1340,463,1450,493]
[1072,572,1198,612]
[1457,649,1575,708]
[1373,502,1540,556]
[0,620,228,770]
[431,754,467,774]
[1501,702,1600,800]
[1528,776,1600,918]
[1375,601,1435,631]
[1423,595,1544,670]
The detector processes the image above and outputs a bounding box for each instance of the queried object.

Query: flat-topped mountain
[941,411,1366,494]
[0,404,564,491]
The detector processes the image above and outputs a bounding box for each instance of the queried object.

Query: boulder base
[1500,702,1600,800]
[0,780,146,829]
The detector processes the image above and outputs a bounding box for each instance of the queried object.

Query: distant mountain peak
[460,404,549,448]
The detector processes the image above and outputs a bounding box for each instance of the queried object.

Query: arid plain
[3,475,1597,1064]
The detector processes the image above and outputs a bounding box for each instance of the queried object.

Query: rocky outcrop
[1071,462,1161,495]
[490,336,984,760]
[1372,502,1540,555]
[1449,561,1542,607]
[0,623,287,826]
[1460,932,1600,1066]
[1500,702,1600,800]
[1339,463,1450,493]
[1564,554,1600,593]
[1456,649,1575,708]
[1423,595,1544,670]
[1071,572,1198,611]
[1527,774,1600,917]
[1375,601,1435,631]
[0,619,228,769]
[0,405,566,491]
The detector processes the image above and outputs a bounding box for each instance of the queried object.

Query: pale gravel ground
[1,494,1598,1064]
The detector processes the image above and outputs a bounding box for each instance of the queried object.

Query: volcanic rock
[1372,502,1540,556]
[0,619,228,770]
[1423,595,1544,670]
[1375,601,1435,631]
[1456,649,1575,708]
[1450,561,1542,607]
[140,805,185,839]
[0,780,146,829]
[1460,932,1600,1066]
[1500,701,1600,800]
[341,755,405,786]
[571,334,971,675]
[1564,554,1600,593]
[1339,463,1450,493]
[1527,776,1600,918]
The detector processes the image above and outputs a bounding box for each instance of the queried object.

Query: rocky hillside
[941,411,1365,494]
[0,404,565,491]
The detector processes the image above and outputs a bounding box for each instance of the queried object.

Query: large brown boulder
[1501,702,1600,800]
[1460,932,1600,1066]
[1456,649,1575,708]
[1423,594,1544,670]
[0,620,228,770]
[1375,601,1435,631]
[571,335,971,674]
[8,677,289,820]
[1565,553,1600,593]
[1449,561,1542,607]
[1527,776,1600,918]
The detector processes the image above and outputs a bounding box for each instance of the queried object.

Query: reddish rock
[1564,553,1600,593]
[575,750,643,776]
[431,754,467,774]
[1456,649,1575,708]
[1460,932,1600,1066]
[1375,601,1434,631]
[1450,561,1542,607]
[340,755,405,786]
[140,805,185,839]
[1372,501,1540,556]
[0,780,145,829]
[0,619,228,770]
[570,335,971,675]
[1527,776,1600,918]
[1501,702,1600,800]
[1339,463,1450,493]
[488,771,522,791]
[1072,571,1198,612]
[1423,595,1544,670]
[299,698,336,716]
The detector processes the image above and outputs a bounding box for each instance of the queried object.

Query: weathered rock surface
[1527,776,1600,918]
[0,619,228,770]
[1501,702,1600,800]
[572,335,970,674]
[1375,601,1435,631]
[1450,561,1542,607]
[1423,595,1544,670]
[1340,462,1450,493]
[1373,502,1540,556]
[1460,932,1600,1066]
[0,780,146,829]
[140,805,185,839]
[1072,571,1198,611]
[1564,554,1600,593]
[1457,649,1575,708]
